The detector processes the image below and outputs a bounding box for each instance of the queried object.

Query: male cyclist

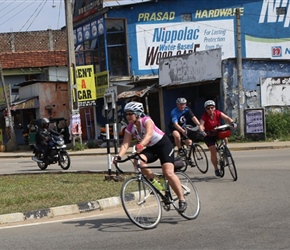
[169,97,203,155]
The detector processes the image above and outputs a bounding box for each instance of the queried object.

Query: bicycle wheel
[120,177,162,229]
[176,148,188,172]
[224,146,238,181]
[192,144,208,174]
[168,172,201,220]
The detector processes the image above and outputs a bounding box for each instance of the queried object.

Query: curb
[0,196,122,225]
[1,143,289,225]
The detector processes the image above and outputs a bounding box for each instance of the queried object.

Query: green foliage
[0,173,133,215]
[266,109,290,140]
[72,142,87,151]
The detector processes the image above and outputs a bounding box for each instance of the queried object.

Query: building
[72,0,290,139]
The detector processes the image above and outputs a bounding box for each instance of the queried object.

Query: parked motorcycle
[31,133,71,170]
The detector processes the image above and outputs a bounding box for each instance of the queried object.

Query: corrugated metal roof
[117,83,156,99]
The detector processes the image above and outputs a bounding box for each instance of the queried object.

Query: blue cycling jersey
[169,106,194,131]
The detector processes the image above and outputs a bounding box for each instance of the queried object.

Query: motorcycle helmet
[40,117,50,129]
[124,101,144,117]
[176,97,187,104]
[204,100,216,108]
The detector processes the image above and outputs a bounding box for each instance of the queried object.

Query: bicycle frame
[129,157,178,209]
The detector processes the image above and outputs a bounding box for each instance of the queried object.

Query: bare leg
[162,162,185,201]
[172,130,182,149]
[208,145,218,170]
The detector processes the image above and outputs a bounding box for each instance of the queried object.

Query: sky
[0,0,66,33]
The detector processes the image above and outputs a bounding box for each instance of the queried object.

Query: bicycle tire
[192,144,208,174]
[120,177,162,229]
[224,146,238,181]
[176,148,188,172]
[168,172,201,220]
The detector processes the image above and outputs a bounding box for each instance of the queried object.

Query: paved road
[0,148,289,249]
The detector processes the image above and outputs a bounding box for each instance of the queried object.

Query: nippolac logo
[272,46,282,57]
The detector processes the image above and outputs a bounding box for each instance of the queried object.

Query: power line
[20,0,46,31]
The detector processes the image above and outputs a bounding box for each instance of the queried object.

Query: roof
[103,0,153,7]
[117,83,157,99]
[0,50,67,69]
[16,80,67,87]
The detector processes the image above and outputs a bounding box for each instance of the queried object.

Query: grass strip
[0,173,131,215]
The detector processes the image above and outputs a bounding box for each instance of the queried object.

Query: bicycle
[215,124,238,181]
[177,125,209,174]
[115,150,201,229]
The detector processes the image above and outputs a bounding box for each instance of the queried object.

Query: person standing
[200,100,236,177]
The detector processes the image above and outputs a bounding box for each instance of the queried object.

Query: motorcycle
[31,133,71,170]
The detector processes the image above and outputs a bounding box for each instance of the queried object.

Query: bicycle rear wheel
[120,177,162,229]
[224,147,238,181]
[192,144,208,174]
[168,172,201,220]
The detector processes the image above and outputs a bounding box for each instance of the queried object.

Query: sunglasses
[206,106,215,110]
[125,113,134,116]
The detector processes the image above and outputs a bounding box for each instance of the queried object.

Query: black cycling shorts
[141,135,174,165]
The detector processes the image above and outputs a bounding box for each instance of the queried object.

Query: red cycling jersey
[201,109,222,132]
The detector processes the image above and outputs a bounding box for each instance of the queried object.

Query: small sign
[244,108,266,140]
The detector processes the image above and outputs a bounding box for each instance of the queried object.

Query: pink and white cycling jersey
[125,116,164,146]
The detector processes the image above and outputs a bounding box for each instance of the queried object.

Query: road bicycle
[115,150,201,229]
[177,125,209,173]
[215,124,238,181]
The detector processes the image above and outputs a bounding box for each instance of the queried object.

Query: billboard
[159,49,221,86]
[260,77,290,107]
[136,20,234,70]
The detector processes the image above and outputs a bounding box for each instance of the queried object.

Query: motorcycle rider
[35,118,60,162]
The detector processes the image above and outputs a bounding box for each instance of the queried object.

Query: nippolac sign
[75,65,96,106]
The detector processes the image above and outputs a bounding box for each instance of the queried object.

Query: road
[0,148,289,249]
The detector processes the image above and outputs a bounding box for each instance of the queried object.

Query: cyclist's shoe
[215,169,221,177]
[178,200,187,212]
[178,148,186,156]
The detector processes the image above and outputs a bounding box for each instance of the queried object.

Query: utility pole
[236,8,244,137]
[0,64,17,151]
[64,0,82,147]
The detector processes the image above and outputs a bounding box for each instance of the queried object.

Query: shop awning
[11,96,39,110]
[117,84,156,99]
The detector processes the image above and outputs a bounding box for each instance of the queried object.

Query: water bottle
[159,176,166,191]
[150,179,163,191]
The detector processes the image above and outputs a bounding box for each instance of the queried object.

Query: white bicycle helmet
[124,101,144,116]
[176,97,187,104]
[204,100,216,108]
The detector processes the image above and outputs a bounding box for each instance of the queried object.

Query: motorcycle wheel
[59,151,71,170]
[36,152,48,170]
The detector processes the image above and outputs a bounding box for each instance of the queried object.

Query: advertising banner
[96,71,109,99]
[136,19,234,70]
[260,76,290,107]
[76,65,96,107]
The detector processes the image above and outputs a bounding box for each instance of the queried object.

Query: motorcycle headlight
[58,139,64,146]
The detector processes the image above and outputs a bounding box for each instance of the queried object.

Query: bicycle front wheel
[192,144,208,174]
[121,177,162,229]
[169,172,201,220]
[224,147,238,181]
